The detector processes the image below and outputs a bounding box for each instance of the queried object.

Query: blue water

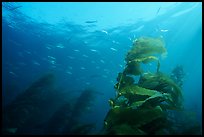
[2,2,202,134]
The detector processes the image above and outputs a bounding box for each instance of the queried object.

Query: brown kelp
[2,73,56,133]
[2,73,98,135]
[103,37,200,135]
[170,64,185,87]
[44,88,98,135]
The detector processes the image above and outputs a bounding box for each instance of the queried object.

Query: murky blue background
[2,2,202,134]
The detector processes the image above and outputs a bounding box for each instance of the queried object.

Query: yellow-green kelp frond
[124,61,143,75]
[132,56,159,64]
[131,92,173,109]
[117,84,174,109]
[104,106,164,134]
[118,85,160,104]
[125,37,167,62]
[119,85,158,97]
[114,72,135,90]
[138,72,183,108]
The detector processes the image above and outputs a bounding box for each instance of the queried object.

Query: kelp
[124,61,142,75]
[133,55,159,64]
[117,85,159,104]
[2,73,58,131]
[114,72,135,90]
[3,73,98,135]
[116,84,174,109]
[124,37,166,76]
[103,36,188,135]
[119,85,158,97]
[104,106,164,134]
[125,37,167,62]
[138,72,183,108]
[170,65,185,87]
[134,92,172,109]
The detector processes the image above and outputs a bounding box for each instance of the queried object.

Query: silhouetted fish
[85,20,97,23]
[156,7,161,15]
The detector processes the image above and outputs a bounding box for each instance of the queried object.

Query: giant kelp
[170,65,185,88]
[123,37,167,76]
[103,37,200,135]
[125,37,166,62]
[44,88,98,135]
[2,73,98,135]
[2,73,57,133]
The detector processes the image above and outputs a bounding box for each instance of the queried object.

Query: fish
[90,49,97,52]
[110,47,117,51]
[160,29,169,32]
[48,56,56,60]
[46,46,52,50]
[100,59,105,64]
[67,56,75,59]
[101,30,108,34]
[82,54,88,58]
[119,64,123,68]
[66,71,72,75]
[33,60,40,66]
[112,40,120,44]
[49,60,56,64]
[103,69,110,72]
[156,7,161,15]
[68,66,73,70]
[80,67,86,70]
[85,20,97,23]
[24,50,31,55]
[56,43,64,48]
[74,49,80,52]
[9,71,18,77]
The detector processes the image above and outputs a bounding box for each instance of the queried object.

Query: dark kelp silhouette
[2,73,98,135]
[3,73,69,134]
[2,73,52,131]
[103,37,201,135]
[43,89,97,135]
[170,65,185,87]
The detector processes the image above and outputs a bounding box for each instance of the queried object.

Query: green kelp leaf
[140,93,172,108]
[131,101,146,108]
[125,37,167,62]
[130,92,173,109]
[115,72,134,90]
[138,72,161,90]
[104,106,164,131]
[138,72,183,108]
[118,85,161,104]
[133,56,159,64]
[119,85,158,97]
[124,61,142,76]
[114,96,129,107]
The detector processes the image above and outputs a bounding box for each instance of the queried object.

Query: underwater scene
[2,2,202,135]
